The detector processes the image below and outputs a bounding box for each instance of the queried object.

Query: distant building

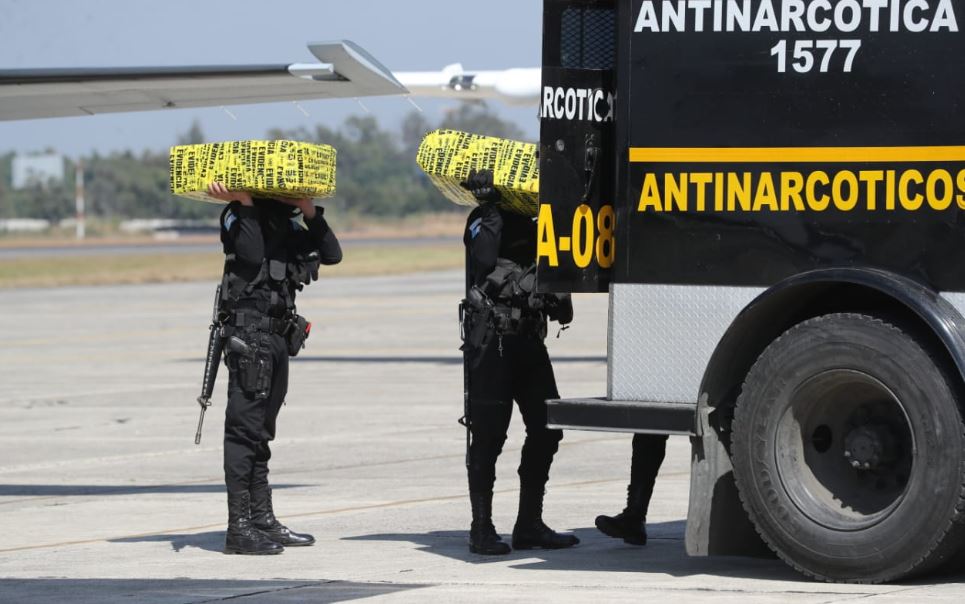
[0,218,51,233]
[12,153,65,189]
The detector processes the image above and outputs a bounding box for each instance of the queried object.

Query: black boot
[469,491,511,555]
[511,487,579,550]
[594,484,650,545]
[250,486,315,547]
[225,491,284,555]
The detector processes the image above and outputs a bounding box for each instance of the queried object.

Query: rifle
[459,246,490,469]
[458,261,497,467]
[195,286,226,445]
[459,300,471,469]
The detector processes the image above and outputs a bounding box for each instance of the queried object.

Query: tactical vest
[481,258,573,335]
[479,259,546,337]
[219,205,321,319]
[482,259,537,308]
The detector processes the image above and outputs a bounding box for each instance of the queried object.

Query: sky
[0,0,542,158]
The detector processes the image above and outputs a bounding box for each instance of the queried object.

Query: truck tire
[731,313,965,583]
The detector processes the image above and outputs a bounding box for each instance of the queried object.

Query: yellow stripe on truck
[628,146,965,213]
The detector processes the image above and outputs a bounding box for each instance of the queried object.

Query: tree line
[0,104,527,222]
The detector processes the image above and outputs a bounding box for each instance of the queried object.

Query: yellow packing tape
[170,140,336,203]
[416,129,539,216]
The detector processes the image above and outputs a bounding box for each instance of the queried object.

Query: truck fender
[686,267,965,558]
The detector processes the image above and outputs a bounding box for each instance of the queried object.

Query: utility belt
[460,286,547,366]
[223,307,313,357]
[492,305,547,338]
[228,309,292,336]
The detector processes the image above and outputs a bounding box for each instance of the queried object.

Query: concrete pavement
[0,271,961,602]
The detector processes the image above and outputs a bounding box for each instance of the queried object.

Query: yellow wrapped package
[170,140,336,202]
[416,129,539,216]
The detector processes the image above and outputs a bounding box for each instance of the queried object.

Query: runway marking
[3,327,201,348]
[0,435,633,503]
[0,384,188,407]
[1,305,447,348]
[0,436,690,553]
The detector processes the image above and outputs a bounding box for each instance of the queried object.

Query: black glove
[460,169,501,204]
[546,294,574,325]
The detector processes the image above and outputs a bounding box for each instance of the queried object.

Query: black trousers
[629,433,668,513]
[223,330,289,494]
[466,333,563,493]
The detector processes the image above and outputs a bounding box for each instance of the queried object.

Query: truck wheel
[731,313,965,583]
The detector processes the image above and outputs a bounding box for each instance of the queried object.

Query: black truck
[537,0,965,583]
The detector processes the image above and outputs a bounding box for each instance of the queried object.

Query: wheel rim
[774,369,915,531]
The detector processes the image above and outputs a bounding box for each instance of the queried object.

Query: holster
[286,314,311,357]
[225,333,272,399]
[463,308,493,351]
[460,286,495,364]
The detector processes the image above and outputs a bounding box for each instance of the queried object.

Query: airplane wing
[394,64,540,106]
[0,40,407,121]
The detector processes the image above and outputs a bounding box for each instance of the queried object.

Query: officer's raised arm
[208,183,265,271]
[461,169,503,281]
[303,207,342,266]
[281,198,342,266]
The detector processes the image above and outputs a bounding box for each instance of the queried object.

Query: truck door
[537,0,617,293]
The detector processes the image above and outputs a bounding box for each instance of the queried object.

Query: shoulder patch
[469,217,483,239]
[222,211,238,231]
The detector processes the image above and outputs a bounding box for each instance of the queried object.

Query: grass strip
[0,243,462,289]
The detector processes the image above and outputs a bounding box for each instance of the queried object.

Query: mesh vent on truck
[561,7,616,70]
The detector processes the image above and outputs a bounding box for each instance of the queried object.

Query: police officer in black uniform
[460,170,579,555]
[594,434,668,545]
[207,182,342,555]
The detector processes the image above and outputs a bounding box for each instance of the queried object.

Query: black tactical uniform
[595,434,668,545]
[219,198,341,555]
[460,170,579,555]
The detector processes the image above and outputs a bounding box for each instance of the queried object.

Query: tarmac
[1,270,962,603]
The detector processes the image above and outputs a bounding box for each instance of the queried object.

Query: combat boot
[511,486,579,550]
[250,486,315,547]
[594,484,650,545]
[224,490,284,555]
[469,491,511,555]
